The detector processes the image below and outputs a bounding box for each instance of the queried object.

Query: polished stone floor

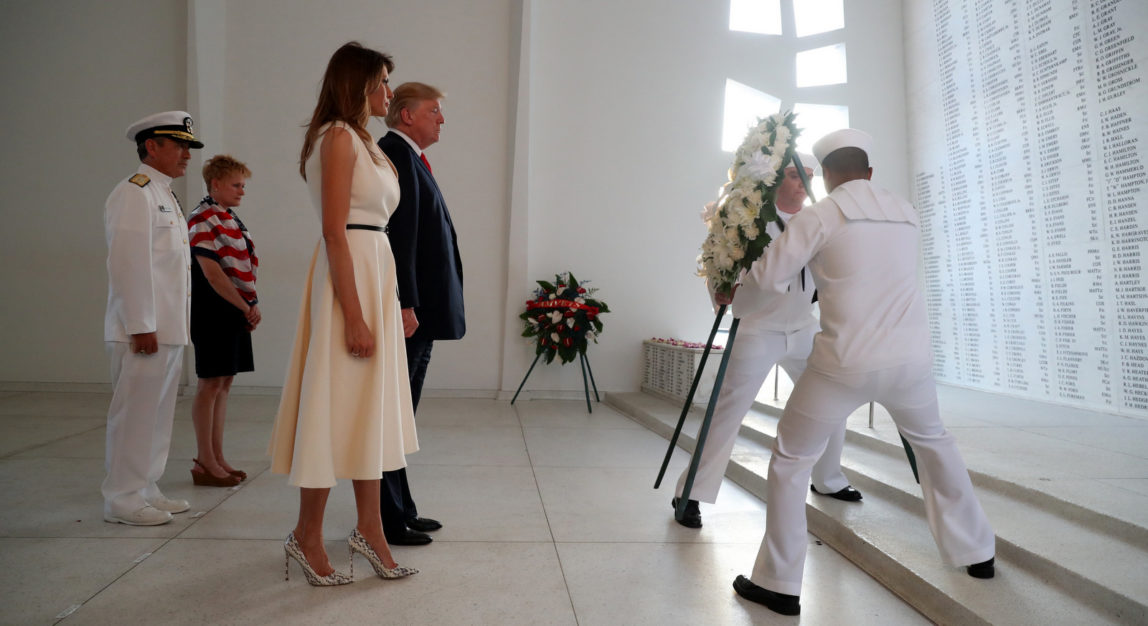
[0,392,928,625]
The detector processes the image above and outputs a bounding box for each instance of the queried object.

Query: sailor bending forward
[671,153,862,531]
[729,129,995,616]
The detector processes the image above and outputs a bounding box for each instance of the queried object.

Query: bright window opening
[793,0,844,37]
[722,79,782,152]
[792,102,850,155]
[729,0,783,36]
[792,102,849,200]
[795,44,848,87]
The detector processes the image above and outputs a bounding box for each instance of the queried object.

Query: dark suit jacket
[378,131,465,340]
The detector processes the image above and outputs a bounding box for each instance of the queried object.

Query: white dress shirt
[729,209,819,333]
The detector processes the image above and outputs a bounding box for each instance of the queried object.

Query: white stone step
[607,391,1145,625]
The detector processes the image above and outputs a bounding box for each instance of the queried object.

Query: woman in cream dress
[268,42,418,586]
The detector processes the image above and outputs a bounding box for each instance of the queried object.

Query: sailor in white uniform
[729,130,995,616]
[103,111,202,525]
[672,154,862,529]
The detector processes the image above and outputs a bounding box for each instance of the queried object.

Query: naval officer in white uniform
[672,154,861,529]
[103,111,203,525]
[729,130,995,616]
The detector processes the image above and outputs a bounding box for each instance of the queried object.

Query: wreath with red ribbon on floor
[520,272,609,364]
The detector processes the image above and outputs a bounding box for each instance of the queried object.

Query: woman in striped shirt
[187,155,260,487]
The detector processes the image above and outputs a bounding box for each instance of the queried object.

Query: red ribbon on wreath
[525,298,600,316]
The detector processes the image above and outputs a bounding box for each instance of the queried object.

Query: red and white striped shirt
[188,197,259,303]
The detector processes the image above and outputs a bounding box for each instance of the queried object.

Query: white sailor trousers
[751,361,995,596]
[103,342,183,514]
[674,325,850,504]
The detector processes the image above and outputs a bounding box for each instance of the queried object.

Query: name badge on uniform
[158,205,173,213]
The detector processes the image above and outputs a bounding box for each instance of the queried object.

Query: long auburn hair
[299,42,394,179]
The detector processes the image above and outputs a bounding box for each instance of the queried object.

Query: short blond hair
[385,82,445,128]
[202,155,252,187]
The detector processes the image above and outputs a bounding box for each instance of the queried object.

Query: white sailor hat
[125,111,204,148]
[788,151,820,176]
[812,129,872,164]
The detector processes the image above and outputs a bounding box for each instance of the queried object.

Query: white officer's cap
[126,111,204,148]
[812,129,873,164]
[788,151,820,176]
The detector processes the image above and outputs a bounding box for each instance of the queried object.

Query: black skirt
[190,260,255,378]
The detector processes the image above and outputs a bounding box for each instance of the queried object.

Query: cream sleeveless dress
[268,122,417,488]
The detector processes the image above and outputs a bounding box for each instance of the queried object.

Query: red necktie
[419,152,433,174]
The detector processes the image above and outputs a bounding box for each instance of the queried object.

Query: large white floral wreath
[697,111,800,295]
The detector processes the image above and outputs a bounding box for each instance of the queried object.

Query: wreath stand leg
[510,352,543,405]
[654,305,728,489]
[580,352,600,402]
[675,317,741,521]
[656,305,734,496]
[578,352,593,413]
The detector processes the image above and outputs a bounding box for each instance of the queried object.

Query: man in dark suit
[378,82,465,545]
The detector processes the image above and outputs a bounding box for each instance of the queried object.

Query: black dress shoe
[407,517,442,532]
[671,497,702,528]
[732,575,800,616]
[967,557,995,579]
[810,485,863,501]
[387,528,433,546]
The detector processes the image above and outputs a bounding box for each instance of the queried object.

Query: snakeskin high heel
[348,528,418,579]
[284,532,352,586]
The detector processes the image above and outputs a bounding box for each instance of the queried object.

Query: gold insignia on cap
[184,117,194,133]
[154,130,197,142]
[129,173,151,187]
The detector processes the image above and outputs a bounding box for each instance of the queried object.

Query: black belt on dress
[346,223,387,233]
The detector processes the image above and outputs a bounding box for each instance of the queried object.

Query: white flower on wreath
[566,318,575,328]
[550,332,560,342]
[726,203,751,228]
[744,187,764,211]
[711,245,734,271]
[700,200,718,222]
[740,151,773,182]
[724,186,745,210]
[740,132,766,159]
[696,111,799,293]
[575,297,585,304]
[549,310,563,323]
[586,330,597,341]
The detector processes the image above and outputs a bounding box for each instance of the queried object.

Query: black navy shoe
[387,528,433,546]
[670,497,702,528]
[407,517,442,532]
[967,557,995,579]
[733,575,800,616]
[810,484,863,501]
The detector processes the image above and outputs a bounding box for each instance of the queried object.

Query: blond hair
[385,82,445,128]
[202,154,252,187]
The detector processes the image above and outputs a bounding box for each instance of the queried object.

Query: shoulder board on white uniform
[129,174,150,187]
